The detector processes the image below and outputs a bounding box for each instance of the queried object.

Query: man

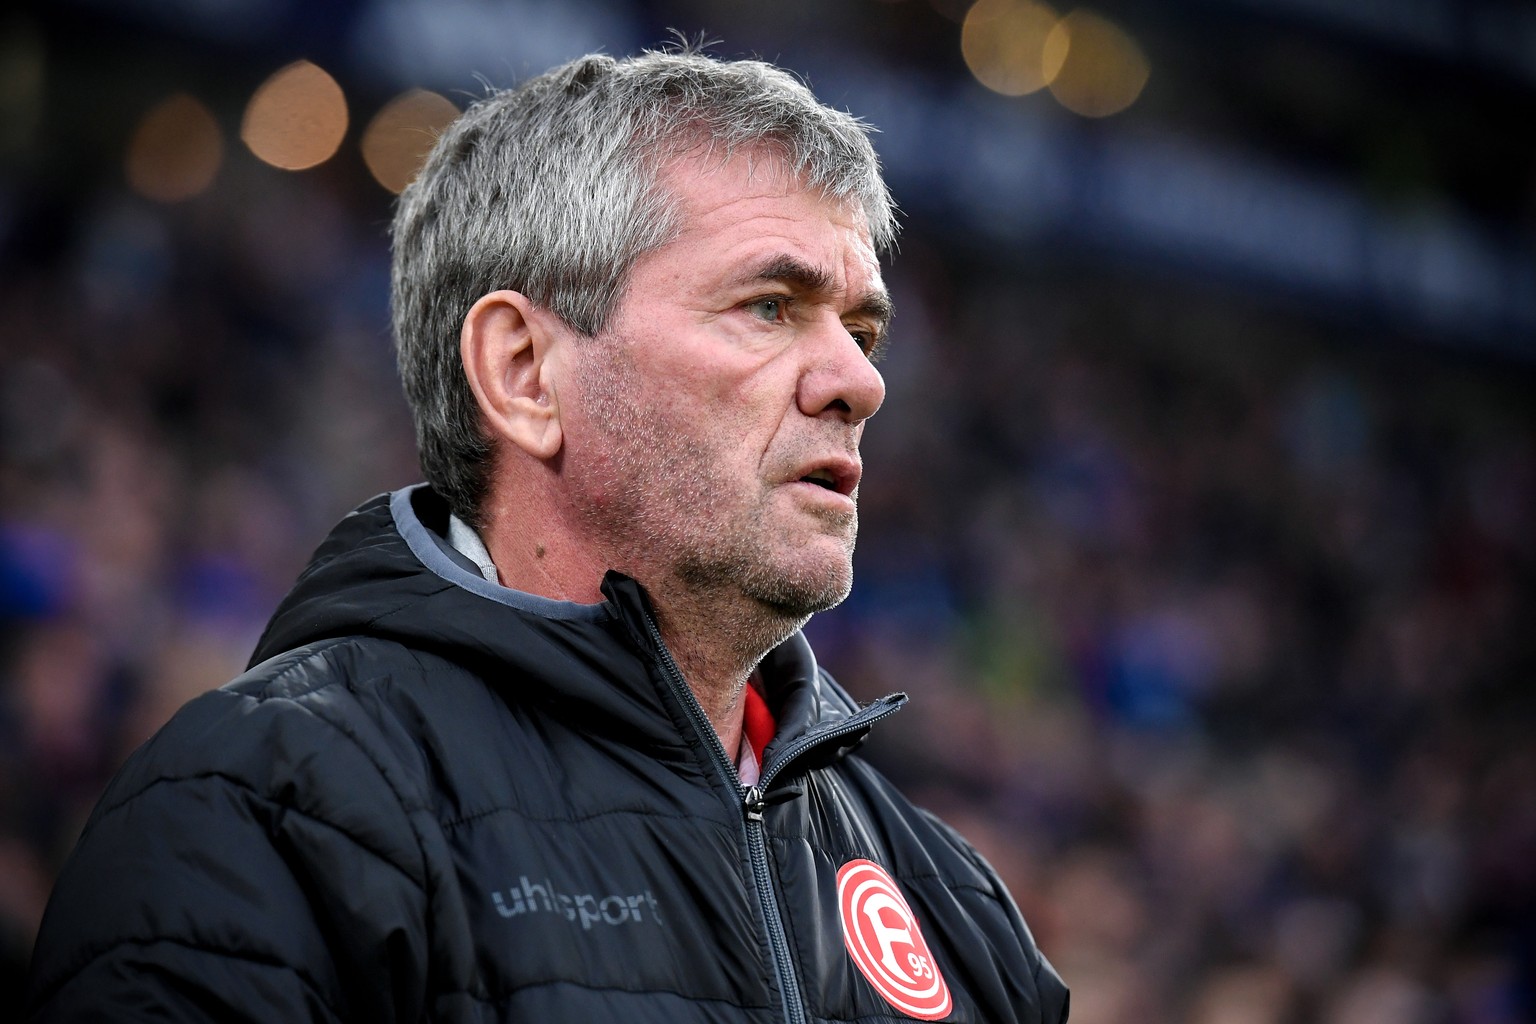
[27,50,1068,1022]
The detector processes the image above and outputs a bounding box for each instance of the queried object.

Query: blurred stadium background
[2,0,1534,1020]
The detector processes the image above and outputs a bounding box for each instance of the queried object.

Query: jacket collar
[250,485,885,768]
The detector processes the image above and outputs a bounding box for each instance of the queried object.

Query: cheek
[634,342,794,466]
[667,369,782,438]
[733,381,799,463]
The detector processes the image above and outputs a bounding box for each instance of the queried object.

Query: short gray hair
[390,48,896,525]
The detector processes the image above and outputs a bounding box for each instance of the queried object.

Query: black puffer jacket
[27,485,1069,1023]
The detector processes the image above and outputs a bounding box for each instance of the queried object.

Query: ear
[460,290,564,461]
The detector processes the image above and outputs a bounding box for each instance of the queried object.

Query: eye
[745,297,788,323]
[848,326,885,361]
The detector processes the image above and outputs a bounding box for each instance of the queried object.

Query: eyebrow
[746,254,895,339]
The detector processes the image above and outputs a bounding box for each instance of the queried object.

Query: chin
[746,557,854,621]
[675,531,854,620]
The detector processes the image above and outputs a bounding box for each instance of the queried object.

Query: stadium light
[1045,10,1150,118]
[125,93,223,202]
[360,89,459,194]
[241,60,348,171]
[962,0,1062,97]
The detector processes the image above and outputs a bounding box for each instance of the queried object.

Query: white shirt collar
[447,513,500,584]
[736,735,761,786]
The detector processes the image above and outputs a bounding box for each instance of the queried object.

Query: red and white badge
[836,858,952,1020]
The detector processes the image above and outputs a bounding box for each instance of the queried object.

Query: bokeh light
[1044,9,1150,117]
[124,93,223,203]
[360,89,460,194]
[241,59,348,170]
[961,0,1062,97]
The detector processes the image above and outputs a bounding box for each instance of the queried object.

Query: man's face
[561,152,890,622]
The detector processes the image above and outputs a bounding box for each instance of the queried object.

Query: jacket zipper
[644,613,900,1024]
[641,613,805,1023]
[740,696,906,1021]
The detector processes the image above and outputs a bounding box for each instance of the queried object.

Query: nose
[797,318,886,424]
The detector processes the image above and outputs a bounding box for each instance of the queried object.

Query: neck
[644,583,803,759]
[477,484,798,755]
[478,478,611,604]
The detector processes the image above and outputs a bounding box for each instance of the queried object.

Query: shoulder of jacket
[87,636,447,853]
[231,634,424,702]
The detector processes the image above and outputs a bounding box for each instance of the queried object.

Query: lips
[794,457,860,497]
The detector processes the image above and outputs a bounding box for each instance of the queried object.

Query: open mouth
[794,461,859,497]
[800,469,839,491]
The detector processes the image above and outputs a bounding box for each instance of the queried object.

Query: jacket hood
[249,485,871,758]
[252,485,612,669]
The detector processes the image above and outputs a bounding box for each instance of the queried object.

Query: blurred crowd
[3,114,1534,1024]
[0,161,422,1002]
[819,253,1536,1022]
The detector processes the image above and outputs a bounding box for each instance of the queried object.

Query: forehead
[653,150,881,279]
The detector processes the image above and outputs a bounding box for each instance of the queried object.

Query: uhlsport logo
[489,876,662,930]
[837,858,952,1020]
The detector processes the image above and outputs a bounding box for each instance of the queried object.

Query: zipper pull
[743,786,766,823]
[744,783,807,823]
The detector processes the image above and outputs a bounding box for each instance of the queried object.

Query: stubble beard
[570,348,858,644]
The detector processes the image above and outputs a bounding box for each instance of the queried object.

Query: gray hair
[390,48,896,525]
